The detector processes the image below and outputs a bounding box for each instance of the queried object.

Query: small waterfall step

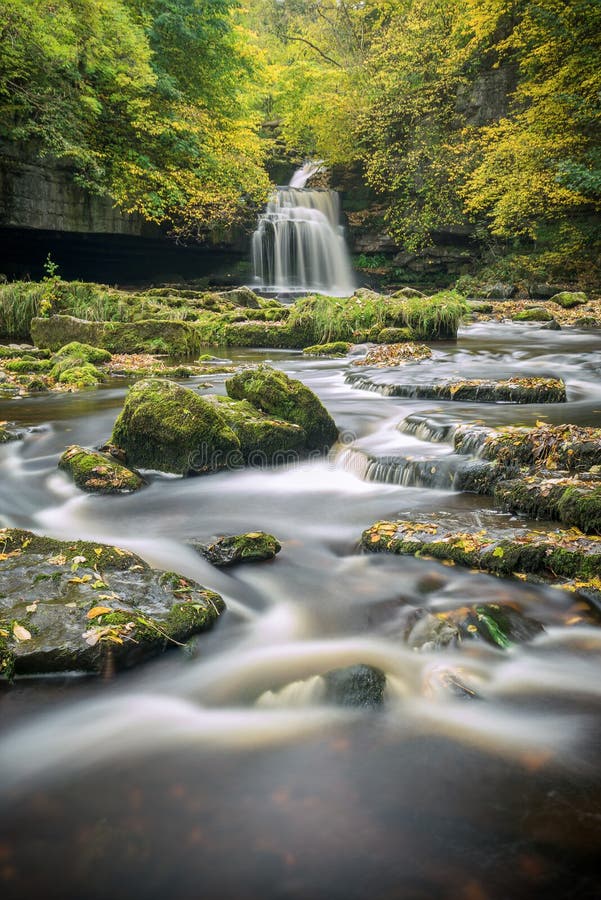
[398,414,495,457]
[346,372,567,404]
[337,446,492,490]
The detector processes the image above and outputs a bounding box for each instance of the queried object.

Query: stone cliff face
[0,144,153,236]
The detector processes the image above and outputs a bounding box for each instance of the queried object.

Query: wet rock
[406,604,543,651]
[302,342,352,357]
[540,318,561,330]
[206,395,306,463]
[191,532,281,567]
[0,528,224,678]
[323,664,386,708]
[226,365,338,452]
[353,342,432,368]
[374,327,413,343]
[346,373,566,403]
[550,291,587,309]
[58,445,147,494]
[482,283,516,300]
[52,341,112,364]
[111,378,242,475]
[512,307,555,322]
[0,423,23,444]
[460,423,601,472]
[494,475,601,535]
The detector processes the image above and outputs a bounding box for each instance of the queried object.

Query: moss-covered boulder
[226,365,338,451]
[353,342,432,368]
[0,345,50,360]
[0,528,224,678]
[550,291,587,308]
[53,341,112,364]
[207,396,306,463]
[494,476,601,535]
[32,316,201,355]
[50,358,105,387]
[58,445,146,494]
[346,374,567,403]
[374,327,414,343]
[192,532,281,567]
[0,423,22,444]
[512,307,555,322]
[111,378,241,475]
[302,341,352,357]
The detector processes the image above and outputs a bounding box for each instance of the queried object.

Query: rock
[389,287,426,299]
[540,318,561,330]
[323,664,386,708]
[353,342,432,367]
[512,307,555,322]
[0,346,50,359]
[467,300,494,314]
[346,373,567,403]
[53,341,112,364]
[361,518,601,585]
[374,327,413,343]
[50,358,105,387]
[191,532,281,567]
[494,475,601,535]
[482,283,516,300]
[0,528,224,678]
[31,316,201,355]
[214,287,262,308]
[302,341,352,356]
[206,395,306,463]
[58,445,147,494]
[226,365,338,452]
[0,424,22,444]
[550,291,587,308]
[111,378,242,475]
[405,604,543,651]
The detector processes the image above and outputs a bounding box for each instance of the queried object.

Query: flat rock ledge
[346,374,567,403]
[0,529,224,679]
[361,518,601,595]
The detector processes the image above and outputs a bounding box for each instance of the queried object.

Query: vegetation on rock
[58,445,146,494]
[192,532,281,567]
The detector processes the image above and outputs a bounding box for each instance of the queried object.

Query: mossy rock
[361,518,601,585]
[58,445,147,494]
[494,476,601,536]
[111,378,241,475]
[0,528,224,677]
[346,373,566,403]
[192,532,281,567]
[0,424,22,444]
[302,341,352,357]
[0,345,50,360]
[207,395,306,463]
[512,307,554,322]
[550,291,587,308]
[53,341,112,364]
[32,316,202,356]
[375,327,414,343]
[2,357,54,374]
[323,664,386,708]
[213,287,262,308]
[51,359,105,387]
[226,365,338,452]
[405,604,543,651]
[353,342,432,368]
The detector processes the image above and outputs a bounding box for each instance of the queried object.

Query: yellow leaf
[69,574,93,584]
[13,624,32,641]
[86,606,113,619]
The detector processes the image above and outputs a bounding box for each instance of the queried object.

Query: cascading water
[251,161,355,296]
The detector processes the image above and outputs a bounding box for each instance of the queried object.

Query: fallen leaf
[86,606,113,619]
[25,602,38,613]
[13,624,32,641]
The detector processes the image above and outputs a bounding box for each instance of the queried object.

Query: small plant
[43,253,60,280]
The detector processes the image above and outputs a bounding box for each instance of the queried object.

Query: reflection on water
[2,323,601,898]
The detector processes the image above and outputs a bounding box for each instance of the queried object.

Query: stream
[2,321,601,899]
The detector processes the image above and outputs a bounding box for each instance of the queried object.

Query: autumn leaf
[86,606,113,619]
[13,624,32,641]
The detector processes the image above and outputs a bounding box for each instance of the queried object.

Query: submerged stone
[323,664,386,708]
[346,373,566,403]
[111,378,242,475]
[59,445,146,494]
[191,532,282,567]
[0,528,224,678]
[226,365,338,452]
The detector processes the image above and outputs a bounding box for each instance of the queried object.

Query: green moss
[0,527,143,570]
[512,307,555,322]
[54,361,105,387]
[226,365,338,451]
[111,378,242,475]
[197,531,282,566]
[209,395,306,462]
[302,341,352,356]
[2,358,54,373]
[59,445,146,494]
[0,346,50,359]
[53,342,112,363]
[375,327,413,343]
[550,291,587,308]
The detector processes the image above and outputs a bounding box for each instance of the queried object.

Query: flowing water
[251,163,355,296]
[2,322,601,899]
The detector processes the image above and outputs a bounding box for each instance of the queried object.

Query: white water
[251,163,355,296]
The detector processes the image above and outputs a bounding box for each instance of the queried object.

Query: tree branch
[285,34,343,68]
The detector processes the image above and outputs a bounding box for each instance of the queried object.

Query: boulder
[512,307,555,322]
[111,379,242,475]
[226,365,338,451]
[58,445,146,494]
[550,291,587,308]
[53,341,112,364]
[207,396,306,463]
[0,528,224,678]
[346,373,567,403]
[302,342,352,357]
[32,316,201,355]
[191,532,281,567]
[323,664,386,708]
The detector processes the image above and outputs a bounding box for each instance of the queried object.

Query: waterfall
[251,162,355,296]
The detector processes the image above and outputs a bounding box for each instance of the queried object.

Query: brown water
[2,322,601,899]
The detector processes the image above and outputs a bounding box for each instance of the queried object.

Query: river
[1,321,601,899]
